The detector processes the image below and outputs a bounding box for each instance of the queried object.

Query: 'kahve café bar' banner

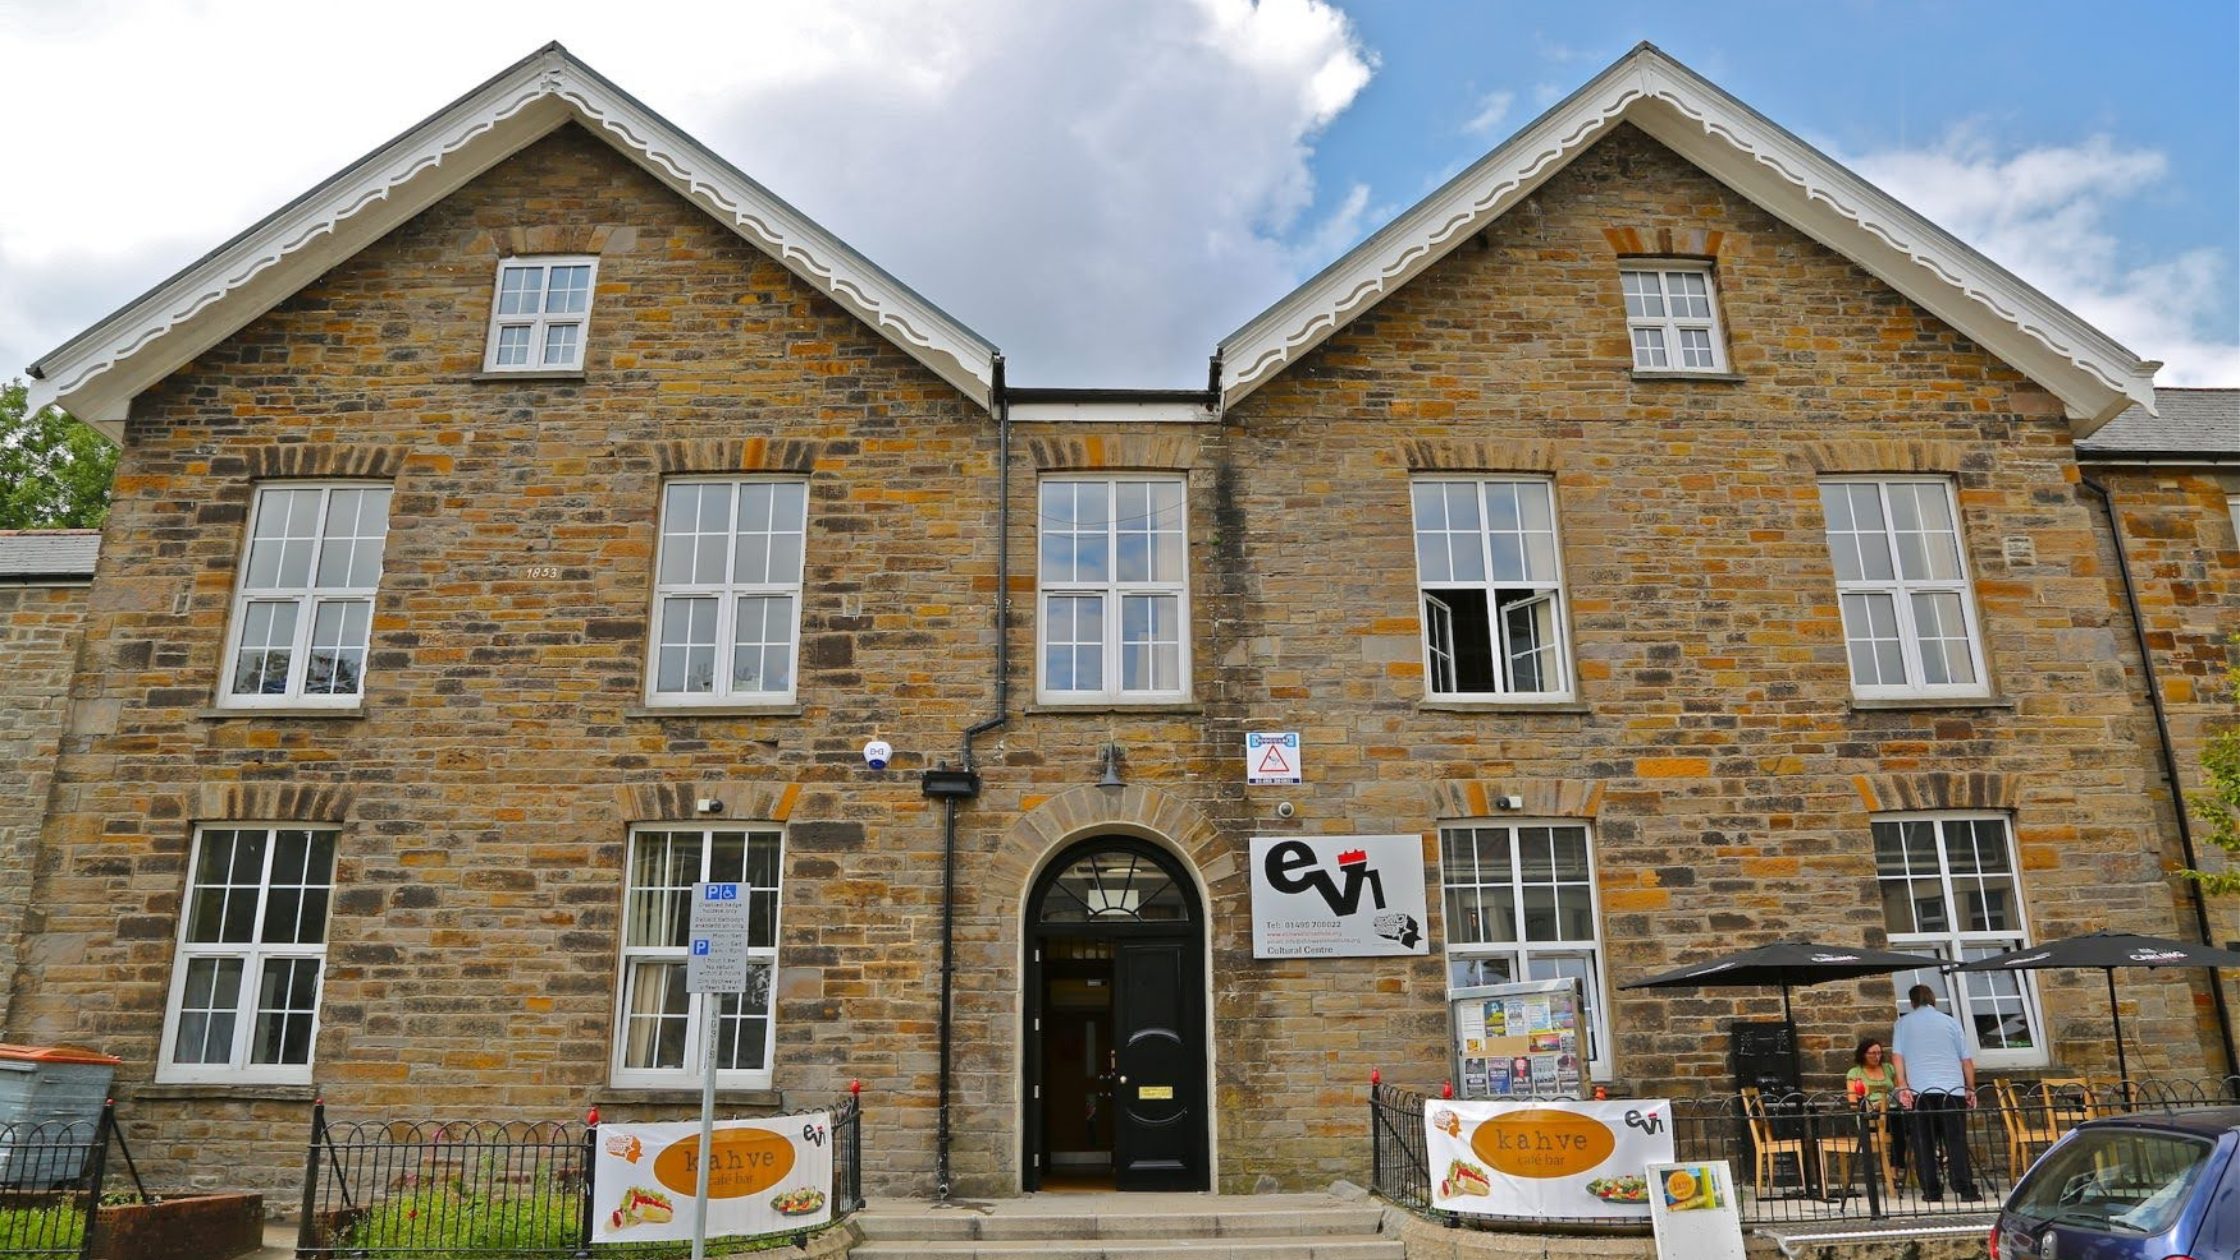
[1425,1098,1674,1219]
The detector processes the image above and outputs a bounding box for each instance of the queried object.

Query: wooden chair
[1741,1086,1811,1198]
[1814,1092,1901,1197]
[1994,1078,2072,1180]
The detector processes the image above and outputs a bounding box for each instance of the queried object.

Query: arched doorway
[1023,837,1208,1191]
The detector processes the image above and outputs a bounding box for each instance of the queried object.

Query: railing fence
[295,1091,865,1258]
[0,1100,149,1260]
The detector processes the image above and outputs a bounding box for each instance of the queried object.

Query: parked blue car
[1992,1106,2240,1260]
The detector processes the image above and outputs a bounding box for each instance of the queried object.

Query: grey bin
[0,1044,121,1189]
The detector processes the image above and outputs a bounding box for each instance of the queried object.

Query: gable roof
[25,43,998,439]
[2076,388,2240,461]
[1216,43,2159,434]
[0,530,101,583]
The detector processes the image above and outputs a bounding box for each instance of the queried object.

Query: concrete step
[852,1240,1404,1260]
[855,1206,1386,1241]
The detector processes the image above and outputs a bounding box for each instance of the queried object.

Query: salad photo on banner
[590,1112,834,1243]
[1424,1098,1674,1219]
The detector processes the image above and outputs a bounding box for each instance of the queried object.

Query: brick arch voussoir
[615,781,804,823]
[1025,434,1199,472]
[994,785,1234,907]
[193,780,353,824]
[653,438,822,476]
[1849,772,2018,815]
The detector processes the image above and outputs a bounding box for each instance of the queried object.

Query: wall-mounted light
[1097,743,1125,789]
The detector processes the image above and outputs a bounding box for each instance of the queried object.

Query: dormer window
[1620,264,1727,372]
[483,256,597,372]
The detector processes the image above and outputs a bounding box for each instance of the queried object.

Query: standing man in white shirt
[1889,983,1979,1200]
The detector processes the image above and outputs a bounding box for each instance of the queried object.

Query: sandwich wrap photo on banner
[590,1112,834,1243]
[1424,1098,1674,1219]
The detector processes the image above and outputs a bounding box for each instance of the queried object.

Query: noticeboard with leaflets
[1447,977,1585,1100]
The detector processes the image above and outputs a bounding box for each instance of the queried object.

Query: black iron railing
[295,1091,866,1258]
[1370,1075,2240,1230]
[0,1101,147,1259]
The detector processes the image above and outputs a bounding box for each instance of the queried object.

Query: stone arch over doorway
[995,785,1232,1193]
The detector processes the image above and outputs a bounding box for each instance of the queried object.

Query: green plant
[338,1173,827,1258]
[2184,634,2240,895]
[0,1199,86,1253]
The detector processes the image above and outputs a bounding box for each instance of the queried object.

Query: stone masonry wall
[2086,464,2240,1047]
[0,567,93,1025]
[7,118,2223,1207]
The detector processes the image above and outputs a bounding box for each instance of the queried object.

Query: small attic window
[1619,263,1728,373]
[483,256,597,372]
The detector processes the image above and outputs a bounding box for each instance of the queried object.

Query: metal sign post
[687,882,750,1260]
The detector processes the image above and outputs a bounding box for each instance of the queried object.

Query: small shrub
[0,1199,86,1254]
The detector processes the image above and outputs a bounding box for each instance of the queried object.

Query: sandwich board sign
[1245,731,1302,785]
[1646,1159,1745,1259]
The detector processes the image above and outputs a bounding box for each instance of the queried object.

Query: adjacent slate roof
[0,530,101,581]
[1217,42,2159,433]
[26,43,999,438]
[2076,388,2240,460]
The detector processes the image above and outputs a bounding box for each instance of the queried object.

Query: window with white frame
[647,479,807,705]
[1620,265,1727,372]
[159,826,336,1083]
[1819,478,1988,698]
[221,484,392,707]
[482,256,597,371]
[613,827,783,1088]
[1439,823,1610,1075]
[1411,478,1570,699]
[1874,814,2045,1067]
[1038,476,1189,702]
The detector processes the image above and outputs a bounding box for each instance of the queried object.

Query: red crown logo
[1336,848,1367,867]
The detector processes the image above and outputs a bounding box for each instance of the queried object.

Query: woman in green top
[1847,1036,1906,1173]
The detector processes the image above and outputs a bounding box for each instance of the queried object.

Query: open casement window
[482,256,597,371]
[1412,479,1571,700]
[1439,823,1611,1078]
[1038,477,1190,703]
[158,827,336,1084]
[1620,264,1728,372]
[1874,814,2047,1069]
[1819,478,1989,699]
[647,479,807,706]
[221,484,391,708]
[613,827,784,1089]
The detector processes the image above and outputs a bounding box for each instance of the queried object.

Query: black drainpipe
[917,355,1010,1199]
[2080,473,2240,1084]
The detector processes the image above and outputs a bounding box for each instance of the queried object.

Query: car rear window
[2008,1127,2216,1237]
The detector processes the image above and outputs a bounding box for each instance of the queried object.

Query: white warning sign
[1246,731,1302,785]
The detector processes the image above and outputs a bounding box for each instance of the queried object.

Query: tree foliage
[2186,636,2240,895]
[0,378,117,529]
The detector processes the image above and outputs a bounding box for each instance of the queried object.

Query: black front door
[1111,936,1203,1189]
[1024,839,1208,1191]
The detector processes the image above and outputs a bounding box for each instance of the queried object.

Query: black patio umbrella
[1622,940,1948,1084]
[1954,930,2240,1091]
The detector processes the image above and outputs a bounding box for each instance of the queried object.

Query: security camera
[695,798,722,814]
[863,739,892,772]
[1276,801,1295,819]
[1496,794,1524,811]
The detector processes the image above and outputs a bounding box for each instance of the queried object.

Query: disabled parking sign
[686,882,749,992]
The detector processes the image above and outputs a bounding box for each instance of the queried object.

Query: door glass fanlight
[1036,848,1189,923]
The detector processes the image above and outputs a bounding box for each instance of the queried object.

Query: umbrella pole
[1783,984,1801,1090]
[2107,970,2129,1104]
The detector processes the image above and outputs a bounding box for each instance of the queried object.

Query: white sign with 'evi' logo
[1249,834,1428,958]
[687,882,750,993]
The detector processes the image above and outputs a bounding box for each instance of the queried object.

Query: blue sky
[3,0,2234,391]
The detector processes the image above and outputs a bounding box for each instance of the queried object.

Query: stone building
[7,42,2233,1200]
[0,530,99,1022]
[2075,389,2240,1038]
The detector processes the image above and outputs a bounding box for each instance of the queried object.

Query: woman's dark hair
[1854,1036,1884,1066]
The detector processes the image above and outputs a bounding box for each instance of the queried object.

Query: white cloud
[1463,89,1515,138]
[1846,130,2240,386]
[0,0,1374,388]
